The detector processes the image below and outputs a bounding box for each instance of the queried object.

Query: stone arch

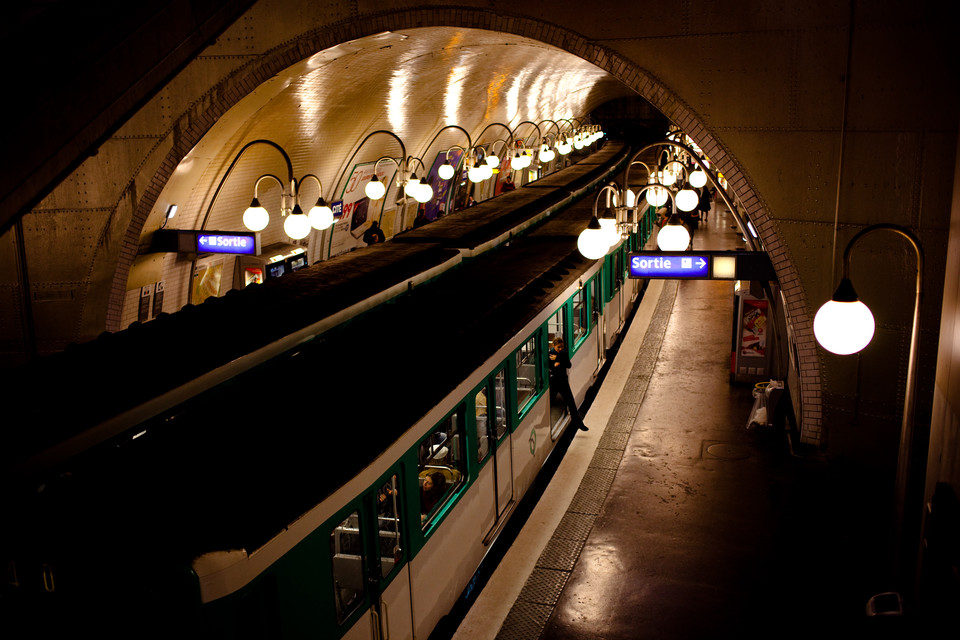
[107,6,822,443]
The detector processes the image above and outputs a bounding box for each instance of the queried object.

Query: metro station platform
[449,206,907,639]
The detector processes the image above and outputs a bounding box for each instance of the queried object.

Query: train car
[1,144,656,639]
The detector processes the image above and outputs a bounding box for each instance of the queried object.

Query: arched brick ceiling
[156,27,636,248]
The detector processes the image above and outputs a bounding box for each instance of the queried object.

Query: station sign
[150,229,260,256]
[628,251,775,281]
[197,232,257,255]
[630,254,709,279]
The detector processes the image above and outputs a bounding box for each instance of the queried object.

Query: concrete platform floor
[450,207,908,640]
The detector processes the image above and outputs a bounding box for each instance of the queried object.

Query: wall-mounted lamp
[813,223,924,598]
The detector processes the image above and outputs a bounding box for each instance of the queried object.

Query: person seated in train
[420,471,448,521]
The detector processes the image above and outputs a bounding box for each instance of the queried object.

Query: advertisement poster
[424,148,464,221]
[740,299,768,356]
[329,161,396,258]
[494,153,515,195]
[192,262,222,304]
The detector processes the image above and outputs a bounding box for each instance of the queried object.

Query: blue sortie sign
[196,233,257,255]
[629,254,709,278]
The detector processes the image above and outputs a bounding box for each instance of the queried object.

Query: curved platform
[452,205,896,638]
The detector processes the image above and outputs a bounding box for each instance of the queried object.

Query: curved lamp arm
[199,139,293,231]
[816,223,923,592]
[332,129,407,200]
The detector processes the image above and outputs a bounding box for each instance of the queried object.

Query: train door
[593,277,606,371]
[476,368,513,541]
[330,471,413,640]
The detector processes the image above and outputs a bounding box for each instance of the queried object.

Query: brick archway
[110,7,822,443]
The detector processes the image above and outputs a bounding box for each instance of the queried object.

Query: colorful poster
[329,161,396,257]
[740,299,767,356]
[425,148,463,221]
[192,262,222,304]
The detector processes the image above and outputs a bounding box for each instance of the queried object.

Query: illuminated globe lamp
[479,163,493,181]
[558,140,572,155]
[485,153,500,168]
[414,177,433,204]
[365,175,386,200]
[675,188,699,212]
[243,197,270,232]
[813,278,876,355]
[577,215,609,259]
[283,204,312,240]
[689,167,708,188]
[597,207,619,248]
[539,144,555,163]
[468,164,485,183]
[438,160,455,180]
[645,185,668,207]
[308,197,334,230]
[656,214,690,251]
[404,174,421,198]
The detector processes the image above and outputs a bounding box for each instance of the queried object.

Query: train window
[475,386,490,463]
[418,408,466,528]
[548,308,565,345]
[493,369,508,440]
[572,288,588,346]
[376,474,403,579]
[330,510,365,623]
[515,335,541,414]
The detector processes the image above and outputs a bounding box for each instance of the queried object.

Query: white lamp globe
[689,168,708,188]
[676,188,699,212]
[540,147,555,163]
[284,207,311,240]
[243,199,270,232]
[558,142,572,155]
[365,176,386,200]
[577,218,609,259]
[657,220,690,251]
[468,165,484,183]
[308,200,334,230]
[624,189,636,208]
[414,179,433,203]
[404,175,420,198]
[813,281,876,355]
[485,154,499,167]
[438,162,455,180]
[660,169,677,186]
[645,186,668,207]
[598,214,619,247]
[573,137,584,150]
[479,163,493,181]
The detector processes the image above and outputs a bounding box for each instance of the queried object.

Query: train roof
[1,142,628,481]
[5,202,600,566]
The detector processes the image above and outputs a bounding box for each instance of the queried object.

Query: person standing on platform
[549,337,588,432]
[698,185,713,222]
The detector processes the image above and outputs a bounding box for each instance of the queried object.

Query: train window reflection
[418,409,466,528]
[330,510,365,623]
[475,386,490,463]
[377,475,402,579]
[572,289,587,345]
[548,308,565,346]
[493,370,507,439]
[515,336,540,413]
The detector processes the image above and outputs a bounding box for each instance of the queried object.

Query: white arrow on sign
[697,258,707,269]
